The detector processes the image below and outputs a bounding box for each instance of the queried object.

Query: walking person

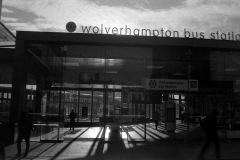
[153,110,160,130]
[198,109,220,159]
[181,112,186,124]
[69,109,76,130]
[15,111,33,158]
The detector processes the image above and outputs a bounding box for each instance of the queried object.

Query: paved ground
[4,139,240,160]
[3,122,240,160]
[31,121,204,142]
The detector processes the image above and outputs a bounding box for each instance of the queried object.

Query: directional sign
[145,79,198,91]
[189,80,198,91]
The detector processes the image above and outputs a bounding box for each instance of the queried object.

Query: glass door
[40,90,65,141]
[63,90,104,123]
[78,91,92,122]
[64,90,78,123]
[92,91,104,122]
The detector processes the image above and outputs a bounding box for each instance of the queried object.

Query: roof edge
[0,22,16,41]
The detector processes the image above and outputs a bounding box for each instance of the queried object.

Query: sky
[1,0,240,39]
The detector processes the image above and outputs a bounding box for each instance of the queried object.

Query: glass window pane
[105,46,149,87]
[3,93,7,98]
[93,91,103,122]
[79,91,92,122]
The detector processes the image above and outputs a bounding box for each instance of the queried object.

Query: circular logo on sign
[66,21,76,33]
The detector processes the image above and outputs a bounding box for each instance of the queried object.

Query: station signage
[145,79,198,91]
[66,22,240,41]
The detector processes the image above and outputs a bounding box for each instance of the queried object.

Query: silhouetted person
[181,112,186,124]
[153,111,160,130]
[199,109,220,159]
[16,111,33,158]
[69,109,76,130]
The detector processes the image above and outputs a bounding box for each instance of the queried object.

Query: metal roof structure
[0,21,15,48]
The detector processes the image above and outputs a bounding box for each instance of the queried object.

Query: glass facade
[2,32,240,142]
[26,44,240,126]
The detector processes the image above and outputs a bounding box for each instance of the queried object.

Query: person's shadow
[0,142,5,160]
[108,126,122,141]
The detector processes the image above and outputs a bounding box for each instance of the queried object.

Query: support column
[35,77,42,113]
[9,39,27,144]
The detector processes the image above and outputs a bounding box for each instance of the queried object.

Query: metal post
[187,65,191,139]
[91,90,93,122]
[58,89,62,141]
[144,91,147,141]
[77,90,80,122]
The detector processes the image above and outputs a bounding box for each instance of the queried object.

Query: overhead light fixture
[64,62,79,66]
[87,58,103,64]
[147,66,164,69]
[106,71,118,73]
[225,68,239,72]
[173,73,185,75]
[107,59,124,66]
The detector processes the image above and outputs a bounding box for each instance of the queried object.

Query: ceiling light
[106,71,118,73]
[147,66,164,69]
[225,68,239,72]
[173,73,185,75]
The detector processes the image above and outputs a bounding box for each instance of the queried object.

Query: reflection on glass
[79,91,92,122]
[40,90,64,141]
[23,42,240,141]
[93,91,104,122]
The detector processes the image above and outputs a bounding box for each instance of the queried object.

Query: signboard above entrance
[145,79,198,91]
[65,22,240,41]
